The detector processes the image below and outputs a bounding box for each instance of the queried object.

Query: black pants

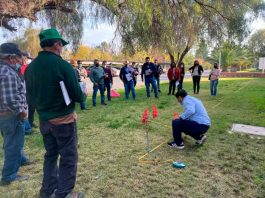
[168,80,176,95]
[104,82,111,101]
[28,103,36,126]
[39,121,78,198]
[192,76,201,94]
[178,77,184,91]
[172,119,209,145]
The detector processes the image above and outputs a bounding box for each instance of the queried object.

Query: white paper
[145,69,152,76]
[60,81,72,106]
[175,81,179,86]
[125,73,133,81]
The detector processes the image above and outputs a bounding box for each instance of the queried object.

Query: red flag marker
[142,109,149,124]
[152,106,158,118]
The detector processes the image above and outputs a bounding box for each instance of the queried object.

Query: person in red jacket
[167,62,180,95]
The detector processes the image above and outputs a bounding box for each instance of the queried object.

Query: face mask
[15,63,22,70]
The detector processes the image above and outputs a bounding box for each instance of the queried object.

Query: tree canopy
[1,0,265,63]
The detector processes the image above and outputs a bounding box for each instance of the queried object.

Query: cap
[0,43,24,57]
[39,28,68,46]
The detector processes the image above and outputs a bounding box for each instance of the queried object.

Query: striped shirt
[0,60,27,115]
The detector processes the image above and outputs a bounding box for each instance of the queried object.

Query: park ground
[0,77,265,198]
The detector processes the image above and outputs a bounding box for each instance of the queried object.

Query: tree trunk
[169,52,175,63]
[177,44,191,65]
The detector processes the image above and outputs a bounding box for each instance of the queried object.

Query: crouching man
[168,89,211,149]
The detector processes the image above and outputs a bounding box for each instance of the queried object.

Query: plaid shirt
[0,60,27,115]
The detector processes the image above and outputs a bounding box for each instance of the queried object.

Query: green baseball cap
[39,28,68,46]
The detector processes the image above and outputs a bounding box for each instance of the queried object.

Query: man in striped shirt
[0,43,30,185]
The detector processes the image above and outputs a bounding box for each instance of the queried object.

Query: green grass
[0,77,265,198]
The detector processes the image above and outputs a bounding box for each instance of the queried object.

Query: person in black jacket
[103,61,113,101]
[141,57,158,98]
[119,60,136,100]
[154,59,163,92]
[178,62,185,91]
[189,60,204,94]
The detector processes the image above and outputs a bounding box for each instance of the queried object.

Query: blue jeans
[23,119,32,134]
[0,114,28,182]
[124,80,136,99]
[155,77,160,91]
[39,121,78,198]
[92,84,105,106]
[172,119,209,145]
[80,101,87,109]
[145,77,158,97]
[210,79,218,96]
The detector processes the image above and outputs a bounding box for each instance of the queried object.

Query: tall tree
[11,28,41,57]
[1,0,265,61]
[248,29,265,58]
[89,0,265,64]
[208,42,254,71]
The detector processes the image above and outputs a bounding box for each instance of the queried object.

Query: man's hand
[95,82,98,86]
[19,111,28,120]
[173,112,179,120]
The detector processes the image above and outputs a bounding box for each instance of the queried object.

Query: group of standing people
[167,60,221,96]
[119,56,164,100]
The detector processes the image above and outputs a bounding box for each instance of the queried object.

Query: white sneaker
[195,135,207,145]
[167,142,185,149]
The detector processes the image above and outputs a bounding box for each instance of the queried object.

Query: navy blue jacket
[119,65,133,83]
[141,62,156,80]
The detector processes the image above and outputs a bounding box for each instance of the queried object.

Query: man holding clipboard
[25,28,85,198]
[119,60,136,100]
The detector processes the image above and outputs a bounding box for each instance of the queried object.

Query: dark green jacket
[25,51,85,121]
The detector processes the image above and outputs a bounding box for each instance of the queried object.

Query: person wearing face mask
[178,62,185,90]
[119,60,136,100]
[189,60,204,94]
[90,59,107,106]
[168,89,210,149]
[75,60,88,110]
[0,43,31,185]
[141,57,159,98]
[25,28,85,198]
[103,61,113,101]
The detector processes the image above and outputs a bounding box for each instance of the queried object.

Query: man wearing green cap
[25,28,85,198]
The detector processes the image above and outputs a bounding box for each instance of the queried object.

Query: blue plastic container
[172,162,186,169]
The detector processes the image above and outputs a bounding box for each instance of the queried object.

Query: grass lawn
[0,77,265,198]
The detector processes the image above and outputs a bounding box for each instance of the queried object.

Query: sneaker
[81,108,89,110]
[158,90,161,92]
[195,135,207,145]
[0,175,29,186]
[101,103,107,106]
[167,142,185,149]
[65,192,84,198]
